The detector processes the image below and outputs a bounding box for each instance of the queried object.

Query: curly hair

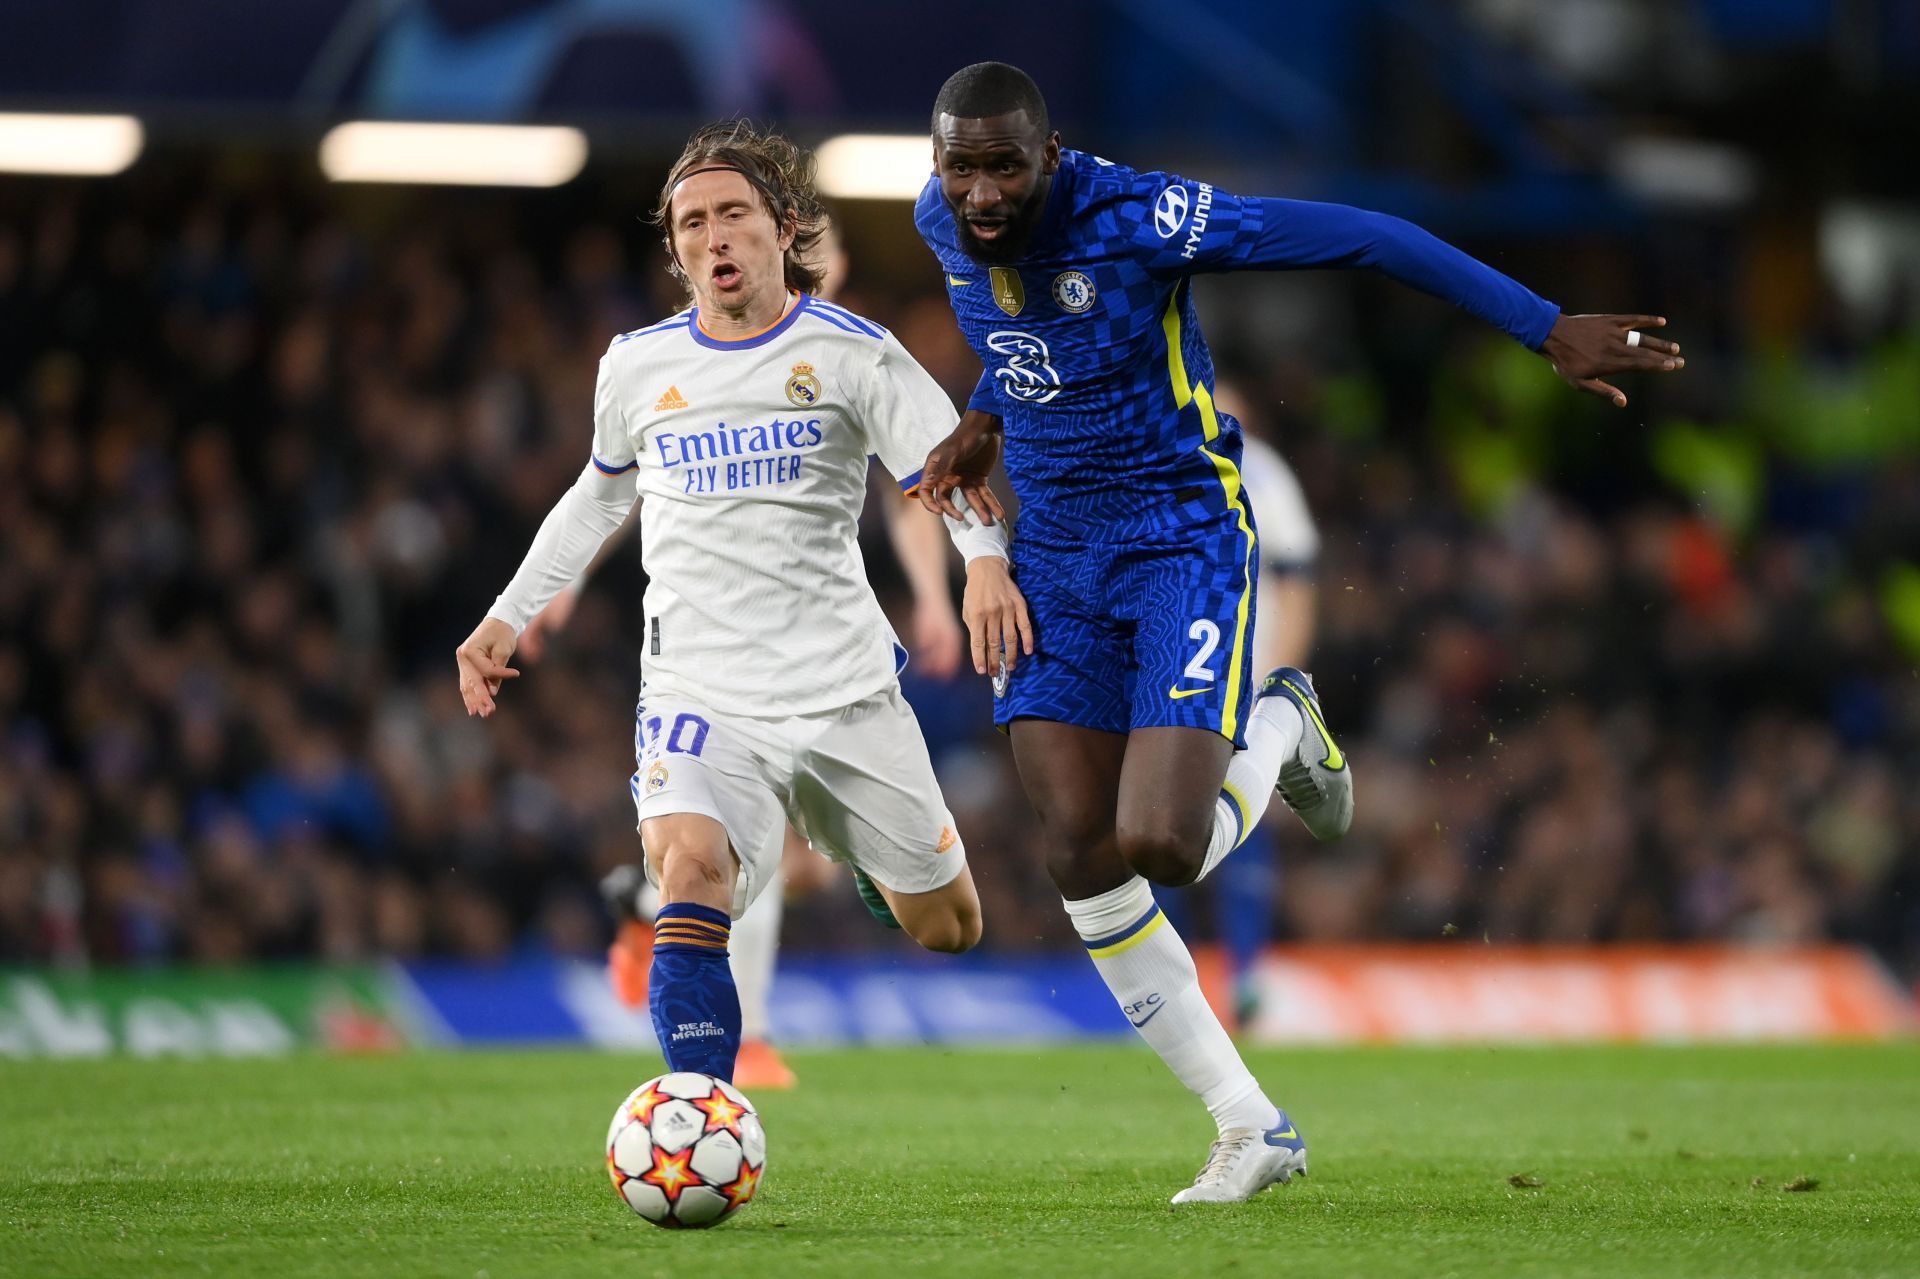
[653,120,826,299]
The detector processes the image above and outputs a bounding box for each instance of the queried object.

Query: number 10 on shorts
[640,712,710,758]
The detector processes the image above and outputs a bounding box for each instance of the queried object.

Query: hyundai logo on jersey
[1153,184,1189,238]
[1179,184,1214,260]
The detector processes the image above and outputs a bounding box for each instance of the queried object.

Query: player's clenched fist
[455,616,521,717]
[960,556,1034,678]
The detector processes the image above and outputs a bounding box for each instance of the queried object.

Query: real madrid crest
[1052,270,1096,314]
[989,267,1025,317]
[785,361,822,408]
[645,760,669,792]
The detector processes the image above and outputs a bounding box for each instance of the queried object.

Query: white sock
[1063,876,1278,1135]
[1197,695,1303,881]
[730,864,784,1041]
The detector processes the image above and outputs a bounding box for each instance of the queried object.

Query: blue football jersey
[915,149,1559,547]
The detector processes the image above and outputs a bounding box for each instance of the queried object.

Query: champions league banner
[394,946,1918,1049]
[2,948,1909,1057]
[0,0,1104,128]
[398,954,1137,1050]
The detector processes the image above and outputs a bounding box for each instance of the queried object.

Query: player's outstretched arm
[458,460,636,716]
[1159,190,1684,405]
[917,408,1005,525]
[960,554,1034,678]
[456,617,520,718]
[1539,314,1683,408]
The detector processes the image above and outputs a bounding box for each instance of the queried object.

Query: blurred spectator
[0,162,1915,983]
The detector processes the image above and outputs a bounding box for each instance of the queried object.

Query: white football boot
[1260,668,1354,841]
[1171,1110,1309,1204]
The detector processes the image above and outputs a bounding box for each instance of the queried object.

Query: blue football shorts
[995,513,1259,748]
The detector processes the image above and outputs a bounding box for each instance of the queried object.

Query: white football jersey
[589,292,957,717]
[1238,435,1320,572]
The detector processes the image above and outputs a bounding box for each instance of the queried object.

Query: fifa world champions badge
[989,267,1025,317]
[785,361,822,407]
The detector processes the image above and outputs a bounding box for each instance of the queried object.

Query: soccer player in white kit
[455,121,1029,1082]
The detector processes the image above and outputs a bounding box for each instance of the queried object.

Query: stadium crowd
[2,167,1916,980]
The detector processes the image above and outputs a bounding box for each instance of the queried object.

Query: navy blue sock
[1215,824,1279,984]
[649,901,741,1081]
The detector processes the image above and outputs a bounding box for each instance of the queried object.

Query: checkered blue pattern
[918,148,1556,736]
[916,150,1262,545]
[915,149,1559,545]
[996,511,1259,747]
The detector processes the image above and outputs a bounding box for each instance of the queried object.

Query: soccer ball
[605,1072,765,1228]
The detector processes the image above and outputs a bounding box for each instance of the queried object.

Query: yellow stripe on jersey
[1161,285,1256,741]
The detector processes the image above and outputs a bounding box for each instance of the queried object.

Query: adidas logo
[653,385,688,412]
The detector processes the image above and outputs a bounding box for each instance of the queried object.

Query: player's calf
[640,814,744,1080]
[874,865,984,954]
[1112,725,1235,886]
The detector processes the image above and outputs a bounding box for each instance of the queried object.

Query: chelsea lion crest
[1052,271,1096,313]
[785,361,823,407]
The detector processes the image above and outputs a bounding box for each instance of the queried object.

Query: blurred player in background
[1155,377,1320,1030]
[914,62,1683,1202]
[456,121,1026,1085]
[525,216,969,1090]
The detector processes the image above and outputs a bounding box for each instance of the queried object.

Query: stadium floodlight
[0,113,143,176]
[815,134,932,200]
[1611,137,1757,210]
[319,122,588,188]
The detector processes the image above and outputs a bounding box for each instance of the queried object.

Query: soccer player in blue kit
[913,63,1684,1203]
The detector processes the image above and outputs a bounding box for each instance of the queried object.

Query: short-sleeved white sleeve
[855,332,960,492]
[590,350,638,475]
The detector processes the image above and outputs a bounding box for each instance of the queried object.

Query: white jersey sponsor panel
[591,293,959,718]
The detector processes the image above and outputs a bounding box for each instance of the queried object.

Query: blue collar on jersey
[1026,154,1077,257]
[689,290,808,351]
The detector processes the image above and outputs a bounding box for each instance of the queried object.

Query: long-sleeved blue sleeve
[1128,176,1559,350]
[1237,198,1558,350]
[967,368,999,414]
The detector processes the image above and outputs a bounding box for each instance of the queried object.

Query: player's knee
[652,841,734,906]
[1116,830,1203,888]
[1038,817,1121,895]
[908,909,981,955]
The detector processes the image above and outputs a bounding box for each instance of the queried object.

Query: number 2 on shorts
[1184,618,1220,684]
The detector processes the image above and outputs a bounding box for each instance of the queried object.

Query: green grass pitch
[4,1043,1918,1278]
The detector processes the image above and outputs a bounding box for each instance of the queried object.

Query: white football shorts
[628,683,967,918]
